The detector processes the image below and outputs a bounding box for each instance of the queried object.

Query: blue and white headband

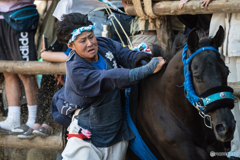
[68,24,96,44]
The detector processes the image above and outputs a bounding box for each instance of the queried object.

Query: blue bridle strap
[185,45,220,65]
[201,92,235,106]
[182,44,221,112]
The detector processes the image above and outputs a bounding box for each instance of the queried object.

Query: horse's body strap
[125,88,158,160]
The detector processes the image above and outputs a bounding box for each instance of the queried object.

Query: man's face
[68,31,98,63]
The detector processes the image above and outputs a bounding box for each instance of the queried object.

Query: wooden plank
[0,61,66,75]
[0,135,63,150]
[0,62,238,97]
[125,1,240,16]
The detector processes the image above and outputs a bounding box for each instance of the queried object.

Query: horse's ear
[187,28,199,54]
[212,26,225,48]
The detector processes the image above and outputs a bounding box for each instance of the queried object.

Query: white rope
[104,4,133,48]
[104,5,125,45]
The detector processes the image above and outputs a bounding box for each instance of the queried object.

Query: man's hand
[179,0,213,9]
[54,74,65,86]
[153,57,166,74]
[41,42,46,53]
[179,0,190,9]
[201,0,213,7]
[122,1,133,10]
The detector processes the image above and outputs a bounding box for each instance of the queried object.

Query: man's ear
[67,42,75,50]
[187,28,199,54]
[212,26,225,48]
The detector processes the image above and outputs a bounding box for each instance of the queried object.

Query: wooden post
[0,61,66,75]
[156,16,174,54]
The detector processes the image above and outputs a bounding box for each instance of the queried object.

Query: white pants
[62,110,129,160]
[230,101,240,157]
[62,138,129,160]
[225,56,240,82]
[225,56,240,157]
[209,13,240,57]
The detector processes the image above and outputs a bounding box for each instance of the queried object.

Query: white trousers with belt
[62,110,129,160]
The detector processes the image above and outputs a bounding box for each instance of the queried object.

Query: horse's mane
[151,34,186,62]
[151,29,209,62]
[170,34,186,60]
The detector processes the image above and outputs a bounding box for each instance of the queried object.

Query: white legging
[225,56,240,157]
[225,56,240,82]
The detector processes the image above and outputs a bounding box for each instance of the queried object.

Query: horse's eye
[194,75,202,82]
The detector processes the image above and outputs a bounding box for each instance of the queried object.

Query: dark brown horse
[126,26,236,160]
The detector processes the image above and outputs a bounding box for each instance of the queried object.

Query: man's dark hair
[55,13,93,44]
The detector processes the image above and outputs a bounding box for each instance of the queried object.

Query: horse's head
[187,26,236,142]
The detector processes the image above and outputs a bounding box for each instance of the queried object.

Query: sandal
[0,127,10,135]
[11,124,29,135]
[18,128,35,139]
[33,126,53,138]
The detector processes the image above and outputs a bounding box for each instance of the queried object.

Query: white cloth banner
[53,0,123,21]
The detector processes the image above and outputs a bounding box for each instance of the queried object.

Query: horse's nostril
[216,124,228,136]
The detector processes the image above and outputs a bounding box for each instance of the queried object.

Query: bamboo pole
[125,0,240,16]
[0,61,66,75]
[0,135,63,150]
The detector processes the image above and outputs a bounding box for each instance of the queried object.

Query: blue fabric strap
[182,44,221,111]
[182,44,201,108]
[125,88,158,160]
[201,92,235,106]
[186,46,220,65]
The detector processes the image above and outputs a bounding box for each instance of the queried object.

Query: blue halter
[182,44,234,113]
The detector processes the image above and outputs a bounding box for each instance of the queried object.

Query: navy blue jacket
[52,37,139,147]
[64,37,139,106]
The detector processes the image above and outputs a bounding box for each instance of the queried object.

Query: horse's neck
[158,50,204,129]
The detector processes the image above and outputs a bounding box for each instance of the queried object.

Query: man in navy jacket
[52,13,166,160]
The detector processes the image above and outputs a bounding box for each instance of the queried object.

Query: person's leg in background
[9,29,39,134]
[0,5,39,132]
[225,12,240,159]
[0,73,22,131]
[0,19,24,132]
[18,74,38,128]
[18,75,55,138]
[226,56,240,160]
[18,28,39,129]
[33,75,56,137]
[230,103,240,160]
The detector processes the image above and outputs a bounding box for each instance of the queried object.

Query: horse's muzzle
[214,118,236,142]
